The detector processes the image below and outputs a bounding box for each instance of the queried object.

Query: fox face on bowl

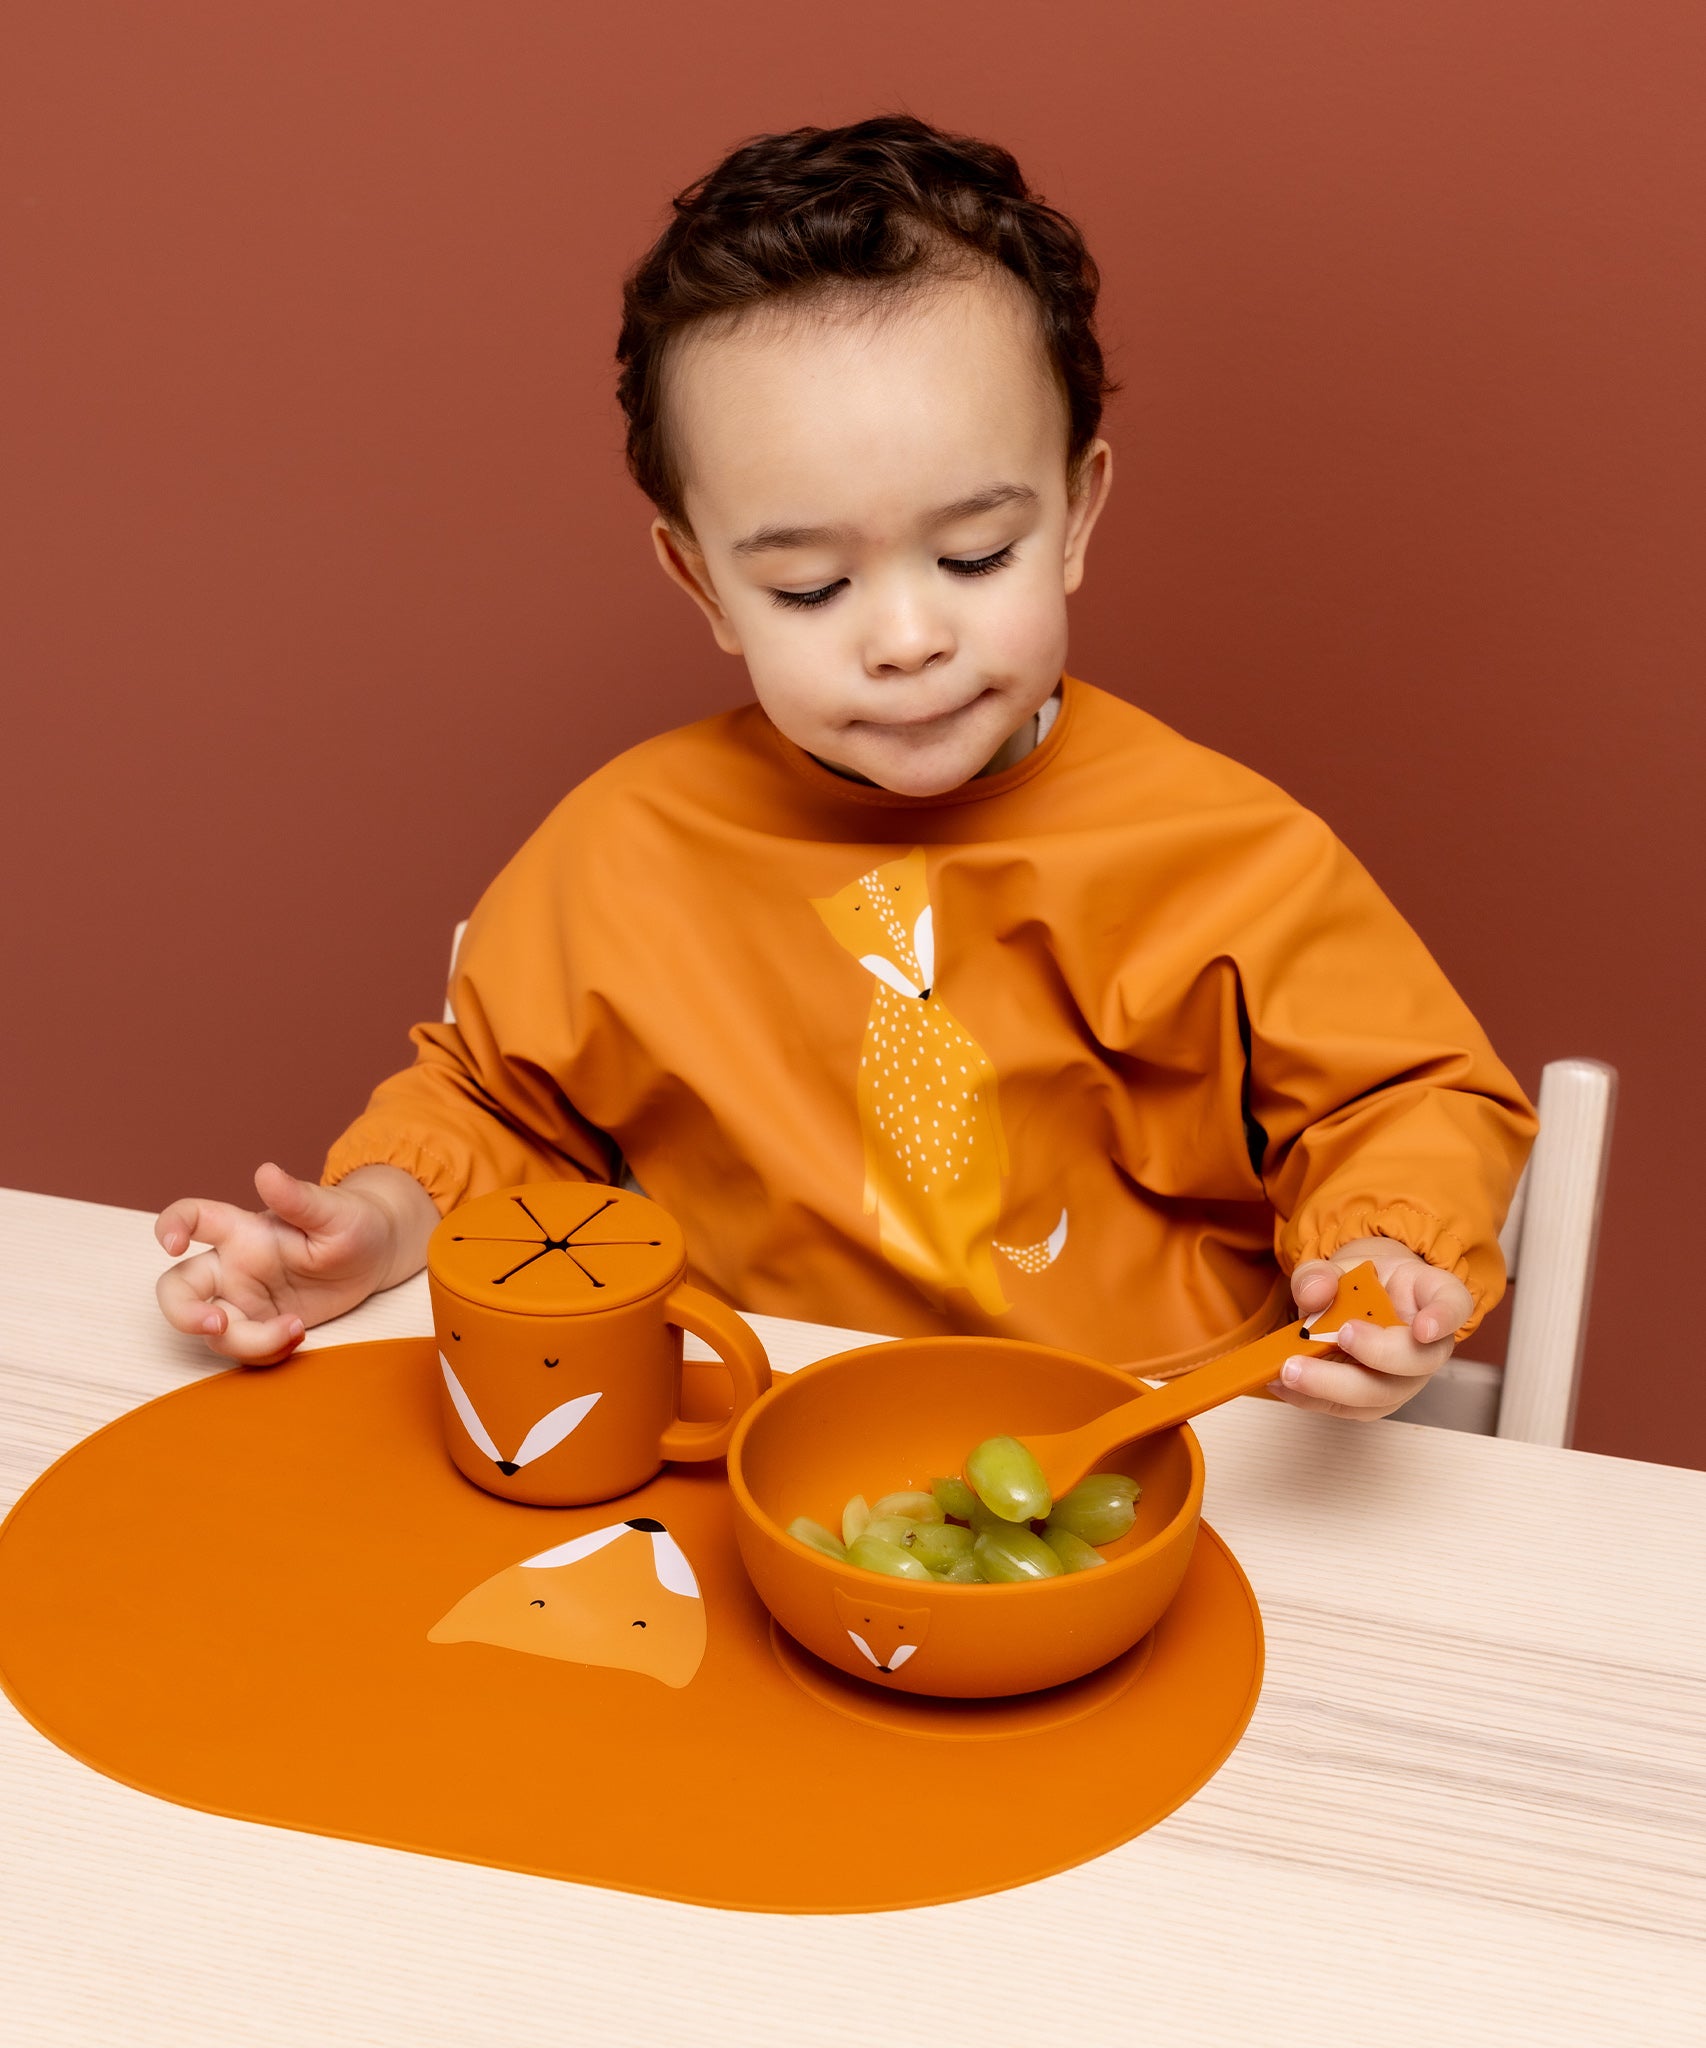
[427,1183,770,1506]
[727,1337,1204,1698]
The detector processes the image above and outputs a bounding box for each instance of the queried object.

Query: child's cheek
[982,562,1070,679]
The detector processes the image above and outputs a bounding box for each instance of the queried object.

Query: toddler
[156,116,1537,1421]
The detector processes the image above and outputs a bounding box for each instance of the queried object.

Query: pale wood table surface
[2,1185,1702,2046]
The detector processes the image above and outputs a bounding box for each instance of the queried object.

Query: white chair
[446,923,1614,1449]
[1390,1058,1617,1448]
[443,919,468,1025]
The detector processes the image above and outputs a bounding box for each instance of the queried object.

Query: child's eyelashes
[767,545,1018,611]
[941,543,1016,579]
[771,579,847,612]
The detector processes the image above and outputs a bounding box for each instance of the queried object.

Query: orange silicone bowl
[727,1336,1205,1699]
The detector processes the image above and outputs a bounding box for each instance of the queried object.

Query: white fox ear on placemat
[515,1518,699,1598]
[517,1523,630,1572]
[646,1524,699,1598]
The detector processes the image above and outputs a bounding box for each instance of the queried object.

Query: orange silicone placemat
[0,1338,1263,1913]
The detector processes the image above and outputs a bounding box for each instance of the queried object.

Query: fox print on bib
[811,848,1066,1316]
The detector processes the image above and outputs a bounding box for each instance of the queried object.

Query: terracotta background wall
[6,4,1702,1466]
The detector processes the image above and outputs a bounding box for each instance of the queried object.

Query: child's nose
[868,639,953,680]
[860,589,957,679]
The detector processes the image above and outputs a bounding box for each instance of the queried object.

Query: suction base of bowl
[769,1619,1155,1741]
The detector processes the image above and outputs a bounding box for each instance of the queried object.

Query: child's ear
[1062,439,1114,597]
[651,516,744,656]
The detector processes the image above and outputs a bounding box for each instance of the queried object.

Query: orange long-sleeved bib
[322,676,1536,1372]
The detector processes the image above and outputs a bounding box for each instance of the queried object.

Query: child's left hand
[1274,1235,1475,1420]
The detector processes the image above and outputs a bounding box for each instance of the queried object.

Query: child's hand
[154,1162,430,1367]
[1275,1234,1474,1420]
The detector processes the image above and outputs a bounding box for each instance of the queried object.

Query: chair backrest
[1393,1058,1617,1447]
[443,919,468,1023]
[1493,1057,1618,1446]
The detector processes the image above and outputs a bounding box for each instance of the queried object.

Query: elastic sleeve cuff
[1280,1199,1495,1341]
[320,1128,468,1218]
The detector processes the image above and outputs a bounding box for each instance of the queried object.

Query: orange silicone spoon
[991,1262,1406,1504]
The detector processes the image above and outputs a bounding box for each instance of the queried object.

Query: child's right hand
[154,1161,428,1366]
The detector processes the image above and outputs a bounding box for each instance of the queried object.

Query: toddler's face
[652,267,1111,797]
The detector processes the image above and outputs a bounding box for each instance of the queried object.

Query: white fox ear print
[647,1525,699,1597]
[512,1392,603,1468]
[439,1351,604,1474]
[858,953,923,1000]
[520,1518,698,1597]
[912,904,934,991]
[439,1352,502,1463]
[519,1523,630,1572]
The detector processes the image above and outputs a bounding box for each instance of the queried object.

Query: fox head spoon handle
[1009,1263,1406,1503]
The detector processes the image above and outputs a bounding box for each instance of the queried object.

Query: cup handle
[658,1285,773,1462]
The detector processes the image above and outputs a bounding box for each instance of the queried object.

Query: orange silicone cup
[427,1184,770,1506]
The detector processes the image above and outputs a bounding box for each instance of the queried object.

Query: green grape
[965,1495,1010,1536]
[862,1515,917,1548]
[846,1533,933,1581]
[935,1552,988,1584]
[965,1436,1053,1524]
[902,1521,975,1573]
[1040,1524,1106,1572]
[787,1516,847,1561]
[870,1490,944,1524]
[930,1475,980,1521]
[973,1526,1064,1582]
[1048,1473,1141,1545]
[841,1493,871,1547]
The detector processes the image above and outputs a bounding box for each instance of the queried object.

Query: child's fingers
[253,1161,349,1242]
[156,1264,303,1362]
[155,1254,304,1362]
[155,1196,250,1259]
[1288,1258,1344,1310]
[1331,1314,1453,1380]
[1270,1351,1433,1418]
[156,1247,231,1332]
[199,1302,307,1367]
[1408,1266,1474,1346]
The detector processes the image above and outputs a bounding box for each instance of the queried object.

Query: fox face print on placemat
[811,848,1066,1315]
[429,1516,707,1690]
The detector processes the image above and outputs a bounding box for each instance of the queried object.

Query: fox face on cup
[436,1329,607,1490]
[426,1183,770,1506]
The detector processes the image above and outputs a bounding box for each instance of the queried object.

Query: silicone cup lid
[427,1184,686,1315]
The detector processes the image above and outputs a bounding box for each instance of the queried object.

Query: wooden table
[2,1184,1702,2045]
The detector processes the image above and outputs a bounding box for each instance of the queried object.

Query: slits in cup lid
[427,1183,686,1315]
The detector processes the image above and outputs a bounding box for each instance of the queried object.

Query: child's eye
[770,579,847,611]
[941,544,1016,578]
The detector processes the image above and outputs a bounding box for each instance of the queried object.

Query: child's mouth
[857,689,991,737]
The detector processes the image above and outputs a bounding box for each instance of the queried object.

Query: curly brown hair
[615,114,1115,529]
